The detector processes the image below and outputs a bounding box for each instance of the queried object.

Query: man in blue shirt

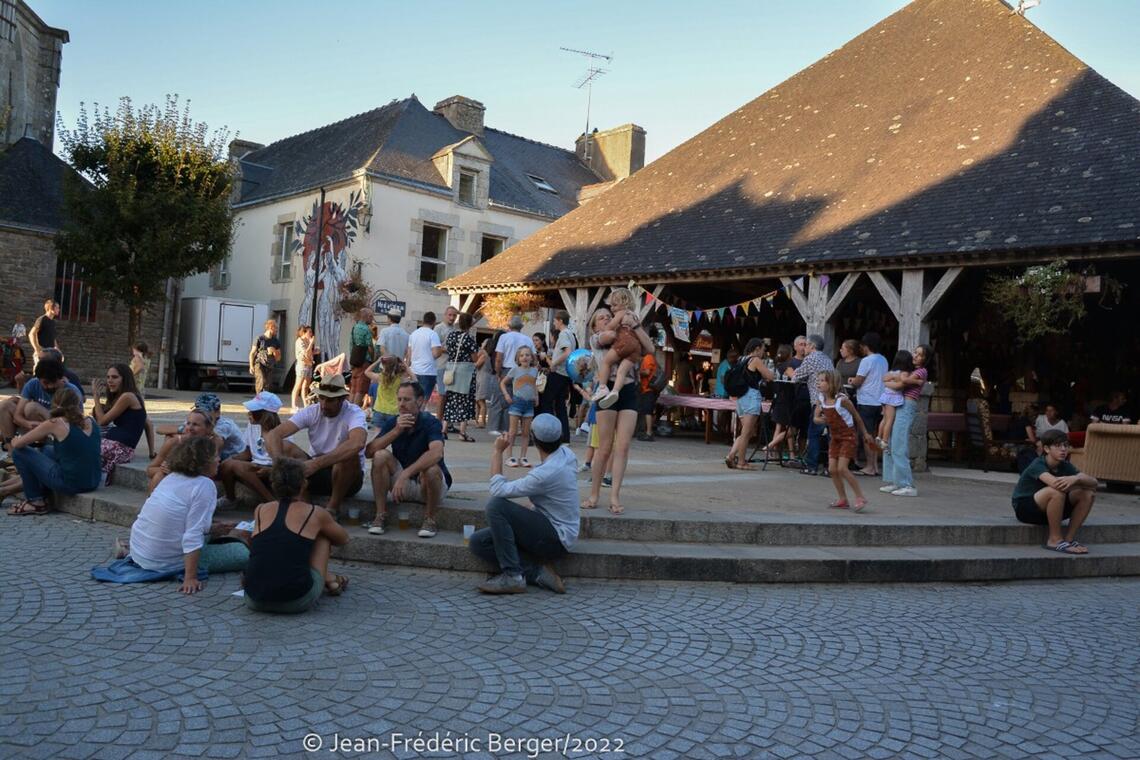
[366,381,451,539]
[470,413,580,594]
[0,358,84,458]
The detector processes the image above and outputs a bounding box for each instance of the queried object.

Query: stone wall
[0,1,67,149]
[0,226,164,385]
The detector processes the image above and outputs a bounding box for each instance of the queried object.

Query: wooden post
[781,273,861,351]
[869,267,962,351]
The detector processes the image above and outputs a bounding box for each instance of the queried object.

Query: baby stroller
[1,339,25,388]
[304,352,351,406]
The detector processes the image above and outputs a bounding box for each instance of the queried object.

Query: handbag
[535,371,548,393]
[445,361,475,393]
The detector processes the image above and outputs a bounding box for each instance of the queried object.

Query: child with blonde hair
[815,369,874,512]
[499,345,538,467]
[590,288,644,409]
[365,355,412,429]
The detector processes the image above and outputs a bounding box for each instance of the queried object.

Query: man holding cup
[366,381,452,538]
[469,413,579,594]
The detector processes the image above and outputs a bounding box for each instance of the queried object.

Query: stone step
[54,487,1140,583]
[101,465,1140,547]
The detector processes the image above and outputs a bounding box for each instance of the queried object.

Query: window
[1,1,15,44]
[481,235,505,263]
[54,260,97,321]
[420,224,447,284]
[272,222,295,282]
[210,256,230,290]
[526,174,557,194]
[458,171,477,206]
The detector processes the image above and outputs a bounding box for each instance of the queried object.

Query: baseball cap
[244,391,283,413]
[314,373,349,398]
[194,392,222,412]
[530,413,562,443]
[387,308,402,318]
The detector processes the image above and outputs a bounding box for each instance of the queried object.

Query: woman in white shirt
[1034,403,1069,454]
[129,437,248,594]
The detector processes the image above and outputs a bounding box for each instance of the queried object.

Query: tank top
[244,500,317,602]
[58,419,102,490]
[104,395,147,448]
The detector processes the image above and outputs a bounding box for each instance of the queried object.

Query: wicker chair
[1071,423,1140,485]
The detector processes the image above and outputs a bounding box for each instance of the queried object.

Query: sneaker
[478,573,526,594]
[590,386,610,402]
[367,514,389,535]
[417,519,438,538]
[580,423,591,434]
[489,430,502,436]
[532,565,566,594]
[578,462,592,473]
[602,474,613,488]
[506,457,520,468]
[598,390,620,409]
[879,484,898,493]
[520,458,532,468]
[891,486,918,497]
[635,433,654,442]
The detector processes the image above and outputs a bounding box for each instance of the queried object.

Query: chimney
[433,95,485,136]
[228,138,264,162]
[575,123,646,182]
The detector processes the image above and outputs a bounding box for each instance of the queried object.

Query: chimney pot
[434,95,485,136]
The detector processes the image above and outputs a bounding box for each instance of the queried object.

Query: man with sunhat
[366,380,452,538]
[470,413,579,594]
[264,373,366,519]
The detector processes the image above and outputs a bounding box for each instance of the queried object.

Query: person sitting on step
[1011,429,1098,555]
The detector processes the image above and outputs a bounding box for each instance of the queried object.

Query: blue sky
[36,0,1140,163]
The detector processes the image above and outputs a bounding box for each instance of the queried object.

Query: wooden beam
[824,272,861,320]
[459,293,479,314]
[867,271,902,318]
[558,288,576,313]
[899,270,925,350]
[587,286,608,317]
[779,276,810,320]
[921,267,963,317]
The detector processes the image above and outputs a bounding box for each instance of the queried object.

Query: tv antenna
[560,46,613,160]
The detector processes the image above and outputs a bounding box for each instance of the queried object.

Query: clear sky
[35,0,1140,163]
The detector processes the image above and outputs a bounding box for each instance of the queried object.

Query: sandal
[724,456,737,470]
[735,462,757,470]
[853,497,867,513]
[325,574,349,595]
[828,499,849,509]
[8,500,48,516]
[581,498,599,510]
[459,433,476,442]
[608,502,624,515]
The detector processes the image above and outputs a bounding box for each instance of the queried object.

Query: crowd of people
[1,292,1116,608]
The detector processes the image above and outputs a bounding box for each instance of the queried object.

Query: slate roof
[0,137,78,233]
[234,97,600,218]
[442,0,1140,292]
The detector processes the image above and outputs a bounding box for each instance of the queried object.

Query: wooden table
[657,394,771,444]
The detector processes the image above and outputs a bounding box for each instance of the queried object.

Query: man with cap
[470,413,579,594]
[377,308,410,360]
[791,334,836,475]
[264,374,367,518]
[218,391,304,508]
[365,380,452,538]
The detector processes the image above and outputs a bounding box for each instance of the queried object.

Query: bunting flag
[619,275,816,316]
[819,274,830,287]
[729,305,738,318]
[794,276,806,291]
[694,310,702,322]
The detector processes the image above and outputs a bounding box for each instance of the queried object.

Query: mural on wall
[294,190,365,360]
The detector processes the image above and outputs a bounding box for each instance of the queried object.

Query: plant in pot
[338,259,375,316]
[983,259,1123,343]
[480,291,549,329]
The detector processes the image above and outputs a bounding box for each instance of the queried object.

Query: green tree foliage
[55,96,235,344]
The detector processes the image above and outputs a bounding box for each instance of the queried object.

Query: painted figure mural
[294,191,365,361]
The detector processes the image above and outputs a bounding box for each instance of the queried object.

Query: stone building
[182,94,644,378]
[0,1,162,383]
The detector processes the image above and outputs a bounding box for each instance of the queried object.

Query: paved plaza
[2,516,1138,759]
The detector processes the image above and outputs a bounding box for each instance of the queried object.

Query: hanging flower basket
[480,292,549,329]
[984,259,1123,343]
[337,259,376,317]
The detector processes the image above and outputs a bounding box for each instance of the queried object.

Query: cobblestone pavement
[1,517,1137,760]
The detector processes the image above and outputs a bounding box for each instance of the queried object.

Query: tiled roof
[442,0,1140,291]
[235,97,599,217]
[0,138,79,233]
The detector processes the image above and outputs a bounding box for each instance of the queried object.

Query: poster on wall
[669,307,690,343]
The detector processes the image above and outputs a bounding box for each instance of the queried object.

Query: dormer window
[527,174,557,194]
[458,171,477,206]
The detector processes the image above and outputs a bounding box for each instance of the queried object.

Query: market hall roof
[232,96,601,219]
[442,0,1140,292]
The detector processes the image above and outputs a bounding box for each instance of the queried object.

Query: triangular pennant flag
[694,310,702,322]
[644,291,653,305]
[794,277,806,291]
[729,305,738,318]
[819,274,830,287]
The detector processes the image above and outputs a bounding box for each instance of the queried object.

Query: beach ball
[567,348,596,386]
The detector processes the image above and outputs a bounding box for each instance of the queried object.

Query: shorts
[371,411,396,428]
[509,398,536,417]
[637,390,659,416]
[415,373,437,403]
[610,328,642,361]
[1013,493,1074,525]
[349,365,370,395]
[595,381,637,414]
[244,568,323,614]
[300,365,314,379]
[736,387,762,417]
[306,460,364,498]
[857,404,883,435]
[391,462,450,503]
[827,426,858,460]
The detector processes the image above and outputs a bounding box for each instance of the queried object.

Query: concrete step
[54,487,1140,583]
[100,464,1140,547]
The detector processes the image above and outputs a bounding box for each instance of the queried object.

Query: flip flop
[724,457,736,470]
[325,574,349,595]
[581,499,599,510]
[459,433,476,442]
[608,502,624,515]
[1045,541,1086,555]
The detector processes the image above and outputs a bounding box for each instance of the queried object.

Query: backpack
[723,359,753,397]
[649,359,668,392]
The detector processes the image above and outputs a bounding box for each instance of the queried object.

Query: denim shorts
[508,398,536,417]
[372,412,396,428]
[736,387,763,417]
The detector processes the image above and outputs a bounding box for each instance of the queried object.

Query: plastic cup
[398,509,410,530]
[463,525,475,545]
[347,507,361,526]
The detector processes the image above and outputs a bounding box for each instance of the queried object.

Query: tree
[55,95,235,344]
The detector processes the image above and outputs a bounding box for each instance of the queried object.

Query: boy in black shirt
[1011,430,1097,554]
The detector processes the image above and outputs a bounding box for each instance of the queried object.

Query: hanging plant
[479,291,549,329]
[337,258,375,316]
[982,259,1124,343]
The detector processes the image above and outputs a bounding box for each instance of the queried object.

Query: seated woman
[128,436,248,594]
[146,409,224,493]
[243,457,350,613]
[6,387,102,515]
[218,391,306,508]
[91,362,152,482]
